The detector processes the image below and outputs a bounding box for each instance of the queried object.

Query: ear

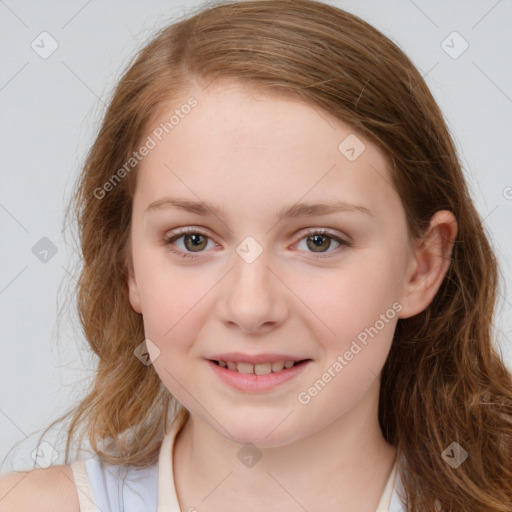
[126,254,143,314]
[398,210,457,319]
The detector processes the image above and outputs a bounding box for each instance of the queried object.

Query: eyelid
[295,227,351,245]
[163,226,351,259]
[164,226,349,243]
[164,226,220,245]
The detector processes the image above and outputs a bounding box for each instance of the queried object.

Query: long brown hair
[30,1,512,510]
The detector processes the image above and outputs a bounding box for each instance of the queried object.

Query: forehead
[134,80,402,222]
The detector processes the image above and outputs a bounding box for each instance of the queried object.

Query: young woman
[2,1,511,511]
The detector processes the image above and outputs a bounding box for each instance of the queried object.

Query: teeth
[216,360,302,373]
[255,363,272,375]
[271,361,284,372]
[237,362,255,374]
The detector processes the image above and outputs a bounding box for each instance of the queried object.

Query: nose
[218,247,288,334]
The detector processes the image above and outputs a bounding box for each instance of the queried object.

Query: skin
[126,79,457,512]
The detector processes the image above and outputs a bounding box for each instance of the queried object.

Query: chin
[220,414,301,448]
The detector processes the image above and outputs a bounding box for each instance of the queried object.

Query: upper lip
[207,353,310,364]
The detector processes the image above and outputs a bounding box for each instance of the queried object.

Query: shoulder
[0,465,79,512]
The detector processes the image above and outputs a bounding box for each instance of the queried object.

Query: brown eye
[163,228,216,259]
[163,227,351,261]
[306,233,333,252]
[295,229,350,257]
[181,233,208,252]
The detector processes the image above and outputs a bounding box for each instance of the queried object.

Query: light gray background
[1,0,511,473]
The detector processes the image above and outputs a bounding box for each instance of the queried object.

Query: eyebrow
[144,196,375,221]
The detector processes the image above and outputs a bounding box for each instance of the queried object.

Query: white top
[71,418,406,511]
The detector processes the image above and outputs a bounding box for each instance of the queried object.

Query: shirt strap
[70,460,99,512]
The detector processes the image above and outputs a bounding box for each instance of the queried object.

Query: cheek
[292,253,402,345]
[134,258,211,362]
[296,267,399,417]
[134,249,195,335]
[137,269,205,400]
[138,279,180,339]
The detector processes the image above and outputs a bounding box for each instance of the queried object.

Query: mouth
[209,359,311,375]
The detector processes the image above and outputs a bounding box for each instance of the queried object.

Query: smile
[208,359,312,392]
[212,359,308,375]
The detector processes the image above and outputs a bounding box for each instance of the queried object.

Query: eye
[163,227,352,260]
[163,227,217,259]
[293,228,351,259]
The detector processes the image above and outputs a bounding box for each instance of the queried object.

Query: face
[127,79,417,447]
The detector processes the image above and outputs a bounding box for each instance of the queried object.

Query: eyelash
[162,227,352,260]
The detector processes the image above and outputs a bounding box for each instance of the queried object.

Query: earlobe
[126,261,143,315]
[398,210,458,319]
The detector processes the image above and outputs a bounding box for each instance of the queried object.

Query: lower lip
[207,359,311,392]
